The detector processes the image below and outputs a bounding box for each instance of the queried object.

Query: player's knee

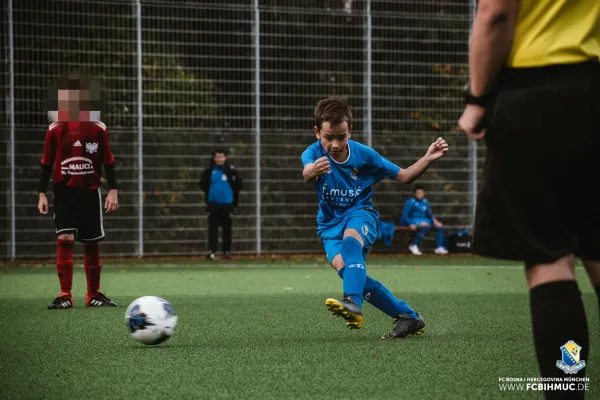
[331,254,345,271]
[525,255,576,289]
[342,229,364,247]
[58,233,75,241]
[420,224,431,230]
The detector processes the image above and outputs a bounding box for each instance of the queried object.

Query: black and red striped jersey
[41,121,115,190]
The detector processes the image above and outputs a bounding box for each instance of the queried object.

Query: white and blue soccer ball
[125,296,178,345]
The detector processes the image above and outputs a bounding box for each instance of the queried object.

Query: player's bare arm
[395,137,448,184]
[458,0,517,140]
[303,156,331,182]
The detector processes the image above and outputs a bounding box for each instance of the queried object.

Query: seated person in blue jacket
[400,185,448,255]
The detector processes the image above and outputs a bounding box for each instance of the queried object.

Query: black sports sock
[530,281,588,400]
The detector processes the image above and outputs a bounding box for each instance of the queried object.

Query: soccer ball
[125,296,178,345]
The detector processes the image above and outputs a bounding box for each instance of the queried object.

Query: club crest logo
[361,225,368,236]
[350,168,358,180]
[85,142,98,154]
[556,341,586,374]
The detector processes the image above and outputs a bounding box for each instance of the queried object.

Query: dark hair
[212,148,227,157]
[413,185,425,192]
[50,72,103,113]
[314,97,353,129]
[57,71,92,90]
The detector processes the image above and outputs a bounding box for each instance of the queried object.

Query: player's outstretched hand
[38,193,49,215]
[426,137,449,161]
[311,156,331,177]
[105,189,119,213]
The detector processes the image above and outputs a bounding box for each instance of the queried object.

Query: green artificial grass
[0,258,598,399]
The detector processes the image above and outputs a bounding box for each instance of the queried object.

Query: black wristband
[38,164,52,194]
[463,83,494,106]
[104,163,117,190]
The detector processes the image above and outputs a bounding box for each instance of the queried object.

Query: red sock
[84,243,101,297]
[56,238,74,296]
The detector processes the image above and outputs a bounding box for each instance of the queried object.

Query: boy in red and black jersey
[38,75,119,309]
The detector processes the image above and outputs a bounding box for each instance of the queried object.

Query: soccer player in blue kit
[302,97,448,338]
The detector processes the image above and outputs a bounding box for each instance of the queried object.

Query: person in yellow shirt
[459,1,599,398]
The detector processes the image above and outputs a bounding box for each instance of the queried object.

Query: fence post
[364,0,372,147]
[8,0,16,259]
[254,0,261,255]
[136,0,144,257]
[468,0,478,231]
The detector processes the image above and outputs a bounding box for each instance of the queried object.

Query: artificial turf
[0,256,598,399]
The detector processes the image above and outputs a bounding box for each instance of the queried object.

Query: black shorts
[53,183,105,243]
[474,62,600,266]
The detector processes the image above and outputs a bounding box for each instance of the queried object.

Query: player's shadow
[126,343,202,350]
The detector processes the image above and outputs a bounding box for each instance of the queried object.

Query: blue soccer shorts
[406,218,432,228]
[318,208,379,265]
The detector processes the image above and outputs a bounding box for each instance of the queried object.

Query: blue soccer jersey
[400,197,434,226]
[301,140,401,229]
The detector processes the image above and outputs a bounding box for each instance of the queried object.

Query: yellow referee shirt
[507,0,600,68]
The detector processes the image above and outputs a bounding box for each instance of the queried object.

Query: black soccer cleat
[86,292,117,307]
[381,313,425,339]
[48,294,73,310]
[325,297,364,329]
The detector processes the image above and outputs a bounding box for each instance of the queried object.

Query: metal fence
[1,0,482,259]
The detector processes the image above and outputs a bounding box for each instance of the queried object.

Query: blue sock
[364,277,418,318]
[435,227,445,248]
[338,267,417,318]
[340,237,367,308]
[411,225,431,246]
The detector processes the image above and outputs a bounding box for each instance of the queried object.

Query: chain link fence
[1,0,482,259]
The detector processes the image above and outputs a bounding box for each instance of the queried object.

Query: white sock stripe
[98,189,104,237]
